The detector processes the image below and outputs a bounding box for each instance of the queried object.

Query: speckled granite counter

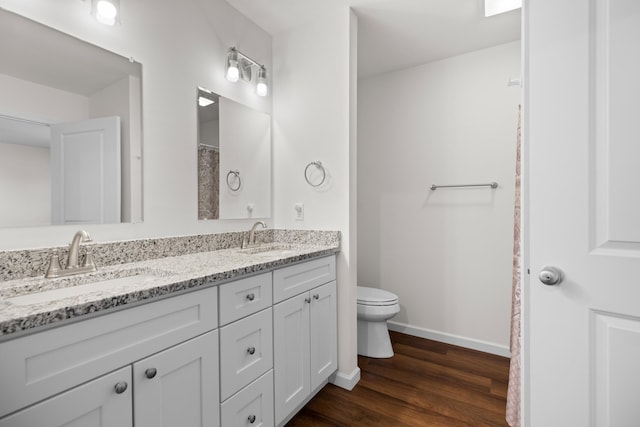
[0,230,340,339]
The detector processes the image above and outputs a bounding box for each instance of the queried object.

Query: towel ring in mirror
[304,161,326,187]
[226,170,242,191]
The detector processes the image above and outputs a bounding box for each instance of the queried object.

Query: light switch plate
[294,203,304,221]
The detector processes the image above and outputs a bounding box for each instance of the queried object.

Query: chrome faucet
[242,221,267,249]
[45,230,98,278]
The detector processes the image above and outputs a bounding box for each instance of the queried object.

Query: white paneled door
[50,116,121,225]
[526,0,640,426]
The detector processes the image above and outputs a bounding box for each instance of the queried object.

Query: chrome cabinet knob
[246,293,255,301]
[145,368,157,379]
[114,382,128,394]
[247,346,256,355]
[313,294,319,300]
[248,414,256,424]
[539,266,563,286]
[305,297,311,304]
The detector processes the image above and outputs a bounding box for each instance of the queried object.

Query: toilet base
[357,319,394,358]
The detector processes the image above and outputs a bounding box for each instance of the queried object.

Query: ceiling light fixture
[198,97,215,107]
[93,0,120,26]
[484,0,521,17]
[225,47,268,97]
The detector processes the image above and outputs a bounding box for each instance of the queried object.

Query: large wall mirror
[0,9,143,228]
[197,87,271,220]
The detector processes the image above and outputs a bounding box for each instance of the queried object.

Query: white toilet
[357,286,400,358]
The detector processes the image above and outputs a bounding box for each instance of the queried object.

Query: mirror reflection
[197,88,271,220]
[0,9,143,227]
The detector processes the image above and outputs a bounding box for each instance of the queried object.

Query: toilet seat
[357,286,398,307]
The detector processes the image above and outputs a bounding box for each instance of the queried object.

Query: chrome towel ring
[304,161,326,187]
[226,170,242,191]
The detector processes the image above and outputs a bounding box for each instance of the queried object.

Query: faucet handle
[83,252,97,270]
[45,252,62,278]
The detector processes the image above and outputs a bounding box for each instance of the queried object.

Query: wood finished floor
[286,331,510,427]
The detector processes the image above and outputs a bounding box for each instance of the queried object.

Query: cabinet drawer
[219,272,272,326]
[273,256,336,303]
[0,286,218,418]
[220,308,273,401]
[221,370,274,427]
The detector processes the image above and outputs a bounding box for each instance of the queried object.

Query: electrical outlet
[294,203,304,221]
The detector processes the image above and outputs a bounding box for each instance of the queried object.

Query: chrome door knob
[145,368,157,379]
[114,382,128,394]
[539,266,563,286]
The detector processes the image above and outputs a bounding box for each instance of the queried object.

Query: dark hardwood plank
[286,331,510,426]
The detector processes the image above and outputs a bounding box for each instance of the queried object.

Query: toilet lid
[357,286,398,306]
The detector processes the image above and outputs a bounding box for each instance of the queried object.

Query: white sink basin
[7,270,170,306]
[238,244,298,257]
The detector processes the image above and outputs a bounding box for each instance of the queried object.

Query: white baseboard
[329,367,361,391]
[387,321,511,358]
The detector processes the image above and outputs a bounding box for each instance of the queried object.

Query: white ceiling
[225,0,521,78]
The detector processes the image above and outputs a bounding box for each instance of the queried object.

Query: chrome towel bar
[430,182,498,190]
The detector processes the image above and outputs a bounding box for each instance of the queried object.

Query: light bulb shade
[226,50,240,82]
[256,67,268,96]
[94,0,119,26]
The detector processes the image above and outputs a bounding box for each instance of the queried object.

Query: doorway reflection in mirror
[197,88,220,220]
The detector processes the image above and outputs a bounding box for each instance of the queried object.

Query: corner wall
[358,41,521,355]
[272,7,359,387]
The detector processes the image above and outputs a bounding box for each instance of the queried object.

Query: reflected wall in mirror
[0,9,143,228]
[197,87,271,220]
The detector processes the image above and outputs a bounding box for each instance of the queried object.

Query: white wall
[272,7,359,387]
[0,73,89,122]
[0,0,272,249]
[358,41,521,355]
[0,143,50,227]
[89,76,135,222]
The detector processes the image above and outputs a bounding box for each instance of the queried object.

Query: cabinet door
[273,293,310,426]
[0,366,132,427]
[133,330,219,427]
[309,281,337,391]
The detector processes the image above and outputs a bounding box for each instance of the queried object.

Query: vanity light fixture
[92,0,120,26]
[225,47,269,97]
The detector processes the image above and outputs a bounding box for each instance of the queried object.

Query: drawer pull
[114,382,128,394]
[248,414,257,424]
[246,293,255,301]
[247,346,256,355]
[305,297,311,304]
[145,368,157,379]
[313,294,319,300]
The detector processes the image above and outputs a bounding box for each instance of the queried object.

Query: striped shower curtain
[506,105,522,427]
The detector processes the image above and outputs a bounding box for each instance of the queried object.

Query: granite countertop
[0,242,339,339]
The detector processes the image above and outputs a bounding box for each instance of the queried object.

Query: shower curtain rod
[430,182,498,190]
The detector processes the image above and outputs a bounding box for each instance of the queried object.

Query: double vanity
[0,229,340,427]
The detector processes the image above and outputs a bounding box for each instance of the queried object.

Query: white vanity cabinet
[0,253,338,427]
[273,256,337,426]
[0,286,220,427]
